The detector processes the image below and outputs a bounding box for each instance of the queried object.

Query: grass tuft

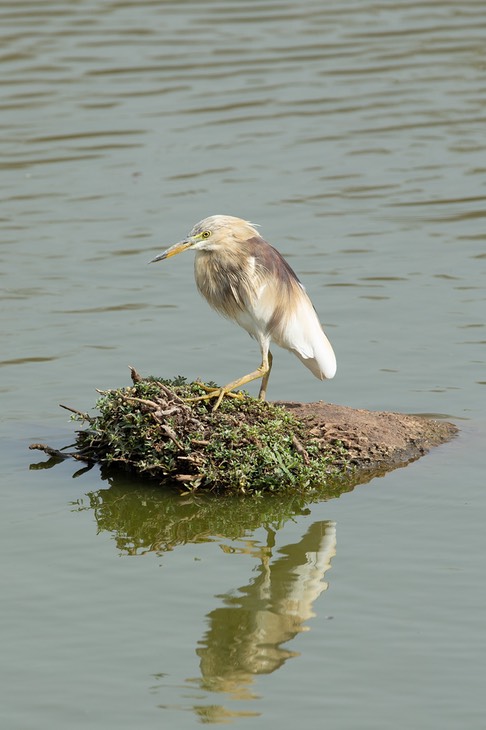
[72,376,347,494]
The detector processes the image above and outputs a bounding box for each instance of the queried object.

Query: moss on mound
[69,374,347,494]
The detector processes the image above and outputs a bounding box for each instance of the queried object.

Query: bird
[150,215,336,410]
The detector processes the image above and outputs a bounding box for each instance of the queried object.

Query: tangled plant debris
[30,368,347,494]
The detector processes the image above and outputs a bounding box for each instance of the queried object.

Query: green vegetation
[70,478,351,555]
[70,374,348,494]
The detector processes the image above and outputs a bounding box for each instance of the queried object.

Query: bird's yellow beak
[149,239,192,263]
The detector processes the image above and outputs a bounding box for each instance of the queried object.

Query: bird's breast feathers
[193,238,336,379]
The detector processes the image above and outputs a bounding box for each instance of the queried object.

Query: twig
[29,443,71,459]
[155,405,178,417]
[291,434,310,465]
[29,443,92,462]
[59,404,93,423]
[119,394,160,410]
[158,422,184,449]
[155,381,187,405]
[129,365,143,383]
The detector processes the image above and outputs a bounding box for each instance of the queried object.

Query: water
[1,1,485,727]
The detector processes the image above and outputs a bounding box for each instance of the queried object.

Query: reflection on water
[71,467,340,552]
[72,476,317,555]
[72,473,335,719]
[193,521,336,705]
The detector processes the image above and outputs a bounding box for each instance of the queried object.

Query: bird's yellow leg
[258,351,273,401]
[186,354,271,411]
[190,382,244,399]
[185,382,245,408]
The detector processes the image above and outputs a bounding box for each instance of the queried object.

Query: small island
[30,368,457,494]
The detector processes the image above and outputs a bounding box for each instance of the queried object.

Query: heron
[150,215,336,410]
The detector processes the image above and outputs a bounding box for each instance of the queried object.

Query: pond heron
[150,215,336,409]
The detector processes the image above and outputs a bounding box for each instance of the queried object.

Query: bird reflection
[194,520,336,698]
[71,478,337,718]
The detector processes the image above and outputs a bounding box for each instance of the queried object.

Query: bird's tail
[285,290,337,380]
[292,328,337,381]
[270,281,337,381]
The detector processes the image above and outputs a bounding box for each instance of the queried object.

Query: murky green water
[1,1,485,727]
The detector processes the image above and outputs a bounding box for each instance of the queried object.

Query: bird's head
[149,215,260,262]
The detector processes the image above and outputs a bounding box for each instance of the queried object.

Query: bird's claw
[185,383,244,411]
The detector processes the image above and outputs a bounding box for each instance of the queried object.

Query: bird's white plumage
[239,276,336,381]
[151,214,336,406]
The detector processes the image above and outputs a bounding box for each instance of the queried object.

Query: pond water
[1,1,485,728]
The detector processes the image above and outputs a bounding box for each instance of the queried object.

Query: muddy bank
[279,400,457,473]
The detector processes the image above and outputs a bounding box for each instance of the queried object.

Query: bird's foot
[185,382,244,411]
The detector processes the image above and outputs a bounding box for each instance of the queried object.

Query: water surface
[1,1,485,728]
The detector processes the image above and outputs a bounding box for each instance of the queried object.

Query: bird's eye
[201,230,211,239]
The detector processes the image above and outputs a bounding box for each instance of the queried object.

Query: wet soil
[279,400,458,474]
